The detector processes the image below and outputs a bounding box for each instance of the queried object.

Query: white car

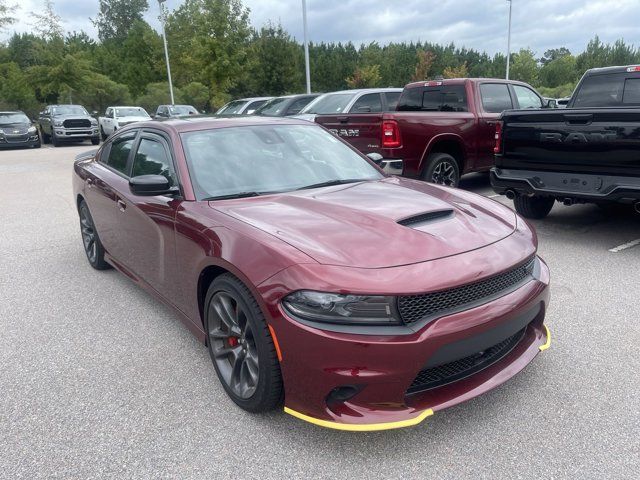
[98,106,151,140]
[294,88,403,122]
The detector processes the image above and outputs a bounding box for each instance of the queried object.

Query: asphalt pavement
[1,144,638,479]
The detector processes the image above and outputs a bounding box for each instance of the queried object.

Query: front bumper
[260,253,551,431]
[0,133,40,147]
[53,126,99,140]
[491,167,640,203]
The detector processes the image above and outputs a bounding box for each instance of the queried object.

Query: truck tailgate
[499,109,640,176]
[315,113,384,154]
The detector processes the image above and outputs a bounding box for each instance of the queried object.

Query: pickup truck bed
[492,65,640,218]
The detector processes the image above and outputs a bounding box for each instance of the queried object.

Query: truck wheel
[91,137,100,146]
[422,153,460,187]
[42,130,50,144]
[51,132,60,147]
[513,195,555,219]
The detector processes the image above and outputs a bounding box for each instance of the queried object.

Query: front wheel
[41,129,50,144]
[51,132,60,147]
[78,200,110,270]
[100,126,108,141]
[422,153,460,187]
[91,136,100,146]
[513,195,555,219]
[204,274,283,413]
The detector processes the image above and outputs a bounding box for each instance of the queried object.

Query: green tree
[76,73,132,113]
[443,62,469,79]
[539,54,577,88]
[540,47,571,65]
[93,0,149,43]
[411,49,436,81]
[182,81,210,111]
[0,0,15,31]
[510,48,539,86]
[30,1,64,40]
[346,64,381,88]
[0,62,39,115]
[119,20,164,97]
[136,82,184,113]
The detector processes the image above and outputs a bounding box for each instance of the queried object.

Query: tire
[422,152,460,187]
[91,137,100,146]
[42,129,50,144]
[513,195,555,219]
[100,126,108,141]
[78,200,110,270]
[32,141,41,149]
[204,273,283,413]
[51,131,60,147]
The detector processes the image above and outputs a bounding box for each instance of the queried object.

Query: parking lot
[1,144,638,479]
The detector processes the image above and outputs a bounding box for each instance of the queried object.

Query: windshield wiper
[296,179,365,191]
[203,192,264,201]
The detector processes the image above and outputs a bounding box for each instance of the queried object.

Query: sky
[2,0,639,57]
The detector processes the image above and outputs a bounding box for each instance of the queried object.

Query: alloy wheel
[431,160,458,186]
[208,292,260,399]
[80,205,97,263]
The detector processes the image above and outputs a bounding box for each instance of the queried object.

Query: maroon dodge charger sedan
[72,116,551,431]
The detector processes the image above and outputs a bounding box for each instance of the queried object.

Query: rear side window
[385,92,401,110]
[622,78,640,104]
[351,93,383,113]
[244,100,268,115]
[286,96,315,115]
[105,134,136,175]
[397,86,467,112]
[132,137,177,185]
[513,85,543,109]
[480,84,513,113]
[572,72,640,107]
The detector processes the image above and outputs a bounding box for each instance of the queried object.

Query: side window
[385,92,401,111]
[105,108,112,117]
[351,93,383,113]
[513,85,543,109]
[286,97,313,115]
[622,78,640,104]
[244,100,267,115]
[480,84,514,113]
[105,134,136,175]
[131,137,177,186]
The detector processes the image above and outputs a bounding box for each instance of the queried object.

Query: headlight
[283,290,401,325]
[53,120,63,127]
[91,119,98,126]
[28,126,37,133]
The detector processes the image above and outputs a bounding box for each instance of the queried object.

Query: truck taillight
[626,66,640,72]
[493,121,503,154]
[382,120,401,148]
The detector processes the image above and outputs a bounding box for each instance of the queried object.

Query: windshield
[300,93,355,114]
[0,113,30,124]
[181,124,383,200]
[169,105,197,115]
[217,101,247,115]
[51,105,88,116]
[116,107,149,118]
[254,98,289,116]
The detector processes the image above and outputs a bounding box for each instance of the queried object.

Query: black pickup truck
[492,65,640,218]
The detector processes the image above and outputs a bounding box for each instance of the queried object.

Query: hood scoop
[397,210,454,228]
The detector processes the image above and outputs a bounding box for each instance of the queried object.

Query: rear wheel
[100,126,108,141]
[422,153,460,187]
[204,274,283,412]
[513,195,555,219]
[78,200,110,270]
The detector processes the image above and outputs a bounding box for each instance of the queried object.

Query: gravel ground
[1,144,638,479]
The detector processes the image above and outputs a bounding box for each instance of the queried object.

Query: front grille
[63,119,91,128]
[398,257,535,324]
[407,327,525,393]
[5,134,30,143]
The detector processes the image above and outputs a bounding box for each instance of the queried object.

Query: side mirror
[129,175,178,196]
[366,152,384,166]
[543,99,557,109]
[92,110,98,116]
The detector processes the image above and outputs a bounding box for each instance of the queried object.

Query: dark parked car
[216,97,273,115]
[315,79,553,187]
[253,94,321,117]
[492,65,640,218]
[155,105,199,119]
[73,116,550,431]
[38,104,100,147]
[0,111,40,149]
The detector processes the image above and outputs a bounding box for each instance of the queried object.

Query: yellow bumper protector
[539,325,551,351]
[284,406,434,432]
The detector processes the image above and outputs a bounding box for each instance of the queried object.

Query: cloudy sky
[2,0,638,56]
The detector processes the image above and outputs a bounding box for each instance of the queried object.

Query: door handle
[337,116,349,123]
[117,199,126,212]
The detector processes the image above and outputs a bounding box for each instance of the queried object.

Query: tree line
[1,0,639,118]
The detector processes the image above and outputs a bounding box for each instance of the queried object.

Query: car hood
[0,122,32,133]
[211,177,516,268]
[116,116,150,123]
[52,114,93,120]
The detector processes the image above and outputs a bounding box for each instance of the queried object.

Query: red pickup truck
[316,78,553,186]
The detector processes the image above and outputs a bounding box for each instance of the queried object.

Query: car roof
[139,114,314,133]
[233,97,273,102]
[0,111,25,114]
[584,64,640,75]
[320,88,402,95]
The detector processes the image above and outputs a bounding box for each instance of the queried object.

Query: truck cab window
[480,84,513,113]
[513,85,543,109]
[352,94,383,113]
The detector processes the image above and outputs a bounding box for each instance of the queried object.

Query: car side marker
[268,324,283,362]
[284,406,434,432]
[539,325,551,352]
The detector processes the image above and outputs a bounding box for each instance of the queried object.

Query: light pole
[302,0,311,94]
[506,0,512,80]
[158,0,175,105]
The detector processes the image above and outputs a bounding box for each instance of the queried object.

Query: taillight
[493,121,503,154]
[626,66,640,72]
[382,120,401,148]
